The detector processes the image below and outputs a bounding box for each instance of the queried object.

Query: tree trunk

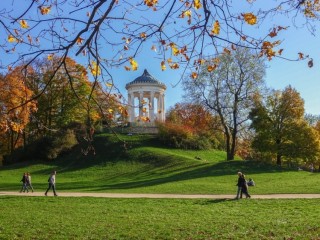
[225,131,234,160]
[276,153,282,166]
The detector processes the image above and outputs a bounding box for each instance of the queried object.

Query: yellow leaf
[20,20,29,29]
[170,43,179,56]
[242,13,257,25]
[142,108,147,113]
[211,20,220,35]
[193,0,202,9]
[106,82,113,87]
[167,58,173,64]
[47,54,54,61]
[7,35,17,43]
[129,58,138,71]
[161,61,166,71]
[39,6,51,15]
[90,61,101,76]
[76,37,84,45]
[108,109,113,113]
[191,72,198,79]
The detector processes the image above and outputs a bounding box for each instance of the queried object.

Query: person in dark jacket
[235,172,243,199]
[20,173,29,193]
[240,174,251,199]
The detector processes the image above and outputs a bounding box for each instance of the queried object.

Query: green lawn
[0,134,319,194]
[0,196,319,239]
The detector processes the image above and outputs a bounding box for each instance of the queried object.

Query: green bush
[158,123,220,150]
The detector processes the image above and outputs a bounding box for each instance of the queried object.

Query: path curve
[1,191,320,199]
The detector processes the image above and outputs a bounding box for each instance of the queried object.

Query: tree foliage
[183,47,265,160]
[249,86,320,166]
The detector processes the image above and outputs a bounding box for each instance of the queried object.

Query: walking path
[1,191,320,199]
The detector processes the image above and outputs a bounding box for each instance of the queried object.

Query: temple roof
[125,69,166,89]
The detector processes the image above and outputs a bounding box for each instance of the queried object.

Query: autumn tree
[0,0,319,116]
[0,67,37,154]
[249,86,320,166]
[183,47,265,160]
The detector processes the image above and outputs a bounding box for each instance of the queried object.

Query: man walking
[45,171,58,196]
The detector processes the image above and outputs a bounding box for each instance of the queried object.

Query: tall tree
[250,86,320,166]
[183,47,265,160]
[0,67,37,154]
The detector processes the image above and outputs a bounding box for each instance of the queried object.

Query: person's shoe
[54,194,58,197]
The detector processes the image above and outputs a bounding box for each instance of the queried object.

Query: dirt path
[1,191,320,199]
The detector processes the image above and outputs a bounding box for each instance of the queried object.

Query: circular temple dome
[125,69,166,90]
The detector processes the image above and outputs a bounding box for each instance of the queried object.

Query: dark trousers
[45,183,57,195]
[241,187,251,198]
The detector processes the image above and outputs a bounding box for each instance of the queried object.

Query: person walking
[235,172,243,199]
[240,174,251,199]
[26,172,34,192]
[20,173,29,193]
[45,171,58,196]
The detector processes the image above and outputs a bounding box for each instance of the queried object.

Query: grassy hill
[0,133,318,194]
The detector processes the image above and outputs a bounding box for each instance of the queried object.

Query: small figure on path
[247,178,255,187]
[235,172,243,199]
[20,173,29,193]
[240,174,251,199]
[45,171,58,196]
[26,172,34,192]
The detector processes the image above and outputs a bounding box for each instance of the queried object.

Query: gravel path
[1,191,320,199]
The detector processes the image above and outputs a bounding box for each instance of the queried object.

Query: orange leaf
[39,6,51,15]
[242,13,257,25]
[7,35,17,43]
[191,72,198,79]
[211,20,220,35]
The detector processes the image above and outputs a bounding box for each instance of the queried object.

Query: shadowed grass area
[0,196,319,239]
[0,133,319,194]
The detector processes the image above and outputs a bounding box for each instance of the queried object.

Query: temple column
[139,91,143,119]
[150,91,154,122]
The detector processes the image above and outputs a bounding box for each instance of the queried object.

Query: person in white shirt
[45,171,58,196]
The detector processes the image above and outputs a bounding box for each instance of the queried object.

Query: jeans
[45,183,57,195]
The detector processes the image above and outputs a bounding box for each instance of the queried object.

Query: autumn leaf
[39,6,51,15]
[7,35,17,43]
[191,72,198,79]
[47,54,54,61]
[193,0,202,9]
[140,32,147,39]
[144,0,158,7]
[27,35,32,44]
[269,28,277,38]
[20,20,29,29]
[211,20,220,35]
[169,63,179,69]
[76,37,84,45]
[151,45,157,52]
[90,61,101,76]
[298,52,304,59]
[161,61,166,71]
[223,48,231,55]
[124,66,131,71]
[207,64,217,72]
[124,45,129,50]
[170,43,179,56]
[129,58,138,71]
[106,82,113,87]
[308,58,313,68]
[242,13,257,25]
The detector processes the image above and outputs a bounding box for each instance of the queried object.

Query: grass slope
[0,133,319,194]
